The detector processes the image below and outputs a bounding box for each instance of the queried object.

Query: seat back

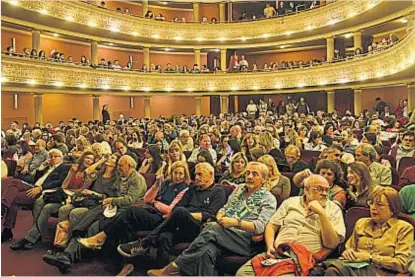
[4,159,17,177]
[1,150,16,160]
[382,140,392,147]
[381,154,397,169]
[382,146,392,156]
[135,148,146,159]
[141,173,157,189]
[184,151,192,160]
[391,167,400,186]
[301,150,321,165]
[399,157,415,176]
[281,172,298,197]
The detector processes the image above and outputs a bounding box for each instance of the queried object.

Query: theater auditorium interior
[1,0,415,276]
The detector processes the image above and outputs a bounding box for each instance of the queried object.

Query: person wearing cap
[236,174,345,276]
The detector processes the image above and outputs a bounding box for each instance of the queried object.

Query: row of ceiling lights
[7,0,380,42]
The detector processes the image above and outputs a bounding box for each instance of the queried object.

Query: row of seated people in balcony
[89,0,323,23]
[2,102,415,275]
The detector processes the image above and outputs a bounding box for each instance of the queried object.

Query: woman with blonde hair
[258,154,291,200]
[165,140,186,177]
[219,152,248,186]
[241,134,257,161]
[258,132,284,160]
[69,135,91,161]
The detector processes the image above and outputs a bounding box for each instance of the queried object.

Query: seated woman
[324,186,414,276]
[346,162,373,208]
[164,140,186,177]
[294,159,347,209]
[219,152,248,186]
[241,134,257,161]
[77,161,191,249]
[399,185,415,219]
[69,136,90,162]
[139,145,165,175]
[16,141,33,172]
[258,154,291,200]
[10,151,95,251]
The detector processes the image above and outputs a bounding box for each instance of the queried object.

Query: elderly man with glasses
[389,131,415,168]
[236,174,345,276]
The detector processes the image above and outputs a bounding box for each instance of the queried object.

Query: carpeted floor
[1,210,153,276]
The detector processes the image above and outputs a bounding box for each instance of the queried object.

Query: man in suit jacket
[1,149,70,242]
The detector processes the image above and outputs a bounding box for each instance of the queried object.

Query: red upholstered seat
[301,150,321,164]
[399,157,415,176]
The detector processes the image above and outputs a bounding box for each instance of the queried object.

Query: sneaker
[117,240,149,258]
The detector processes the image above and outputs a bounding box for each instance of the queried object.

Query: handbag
[43,188,68,204]
[54,220,70,249]
[71,192,102,209]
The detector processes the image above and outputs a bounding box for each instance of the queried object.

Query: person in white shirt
[246,100,258,119]
[188,134,217,163]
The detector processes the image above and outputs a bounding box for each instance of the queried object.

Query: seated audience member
[78,161,190,249]
[399,165,415,186]
[114,138,139,163]
[13,139,48,183]
[241,133,257,161]
[69,135,90,162]
[258,154,291,200]
[399,185,415,219]
[179,129,194,152]
[146,162,277,276]
[53,133,69,157]
[277,145,310,173]
[139,144,165,174]
[188,134,218,163]
[323,187,413,276]
[2,149,69,242]
[374,145,391,168]
[355,143,392,186]
[346,162,373,207]
[219,152,248,186]
[115,162,227,274]
[10,151,95,250]
[164,140,186,176]
[304,131,327,151]
[294,159,347,209]
[258,132,283,160]
[163,123,178,144]
[389,131,415,167]
[42,155,146,272]
[236,174,345,276]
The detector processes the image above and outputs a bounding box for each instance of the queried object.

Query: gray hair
[195,162,214,176]
[247,161,269,180]
[48,149,63,158]
[357,143,377,162]
[120,155,137,169]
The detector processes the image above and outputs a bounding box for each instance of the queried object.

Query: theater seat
[381,154,396,169]
[281,172,298,196]
[142,173,157,189]
[390,167,400,186]
[301,150,320,164]
[398,157,415,176]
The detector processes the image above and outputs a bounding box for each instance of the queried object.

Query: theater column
[142,0,148,17]
[144,96,151,118]
[195,96,201,116]
[34,93,43,125]
[143,47,150,68]
[354,89,362,115]
[408,84,415,112]
[326,37,334,62]
[32,30,40,52]
[220,95,229,114]
[91,41,98,65]
[220,49,227,71]
[194,49,201,66]
[219,2,226,22]
[353,31,362,51]
[193,2,200,22]
[92,95,100,121]
[327,91,334,113]
[234,95,239,113]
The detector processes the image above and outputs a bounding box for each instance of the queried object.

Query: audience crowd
[2,95,415,276]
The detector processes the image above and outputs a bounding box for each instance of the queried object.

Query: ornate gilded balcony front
[8,0,382,42]
[2,30,414,94]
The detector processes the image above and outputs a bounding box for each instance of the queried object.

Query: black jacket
[33,163,70,190]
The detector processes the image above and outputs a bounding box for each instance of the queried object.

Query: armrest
[251,234,264,242]
[313,248,333,263]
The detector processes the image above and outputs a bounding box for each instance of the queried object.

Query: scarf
[224,185,266,220]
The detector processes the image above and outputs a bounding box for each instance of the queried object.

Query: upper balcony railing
[5,0,382,42]
[2,29,414,93]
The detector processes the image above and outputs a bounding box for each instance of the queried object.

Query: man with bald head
[147,162,277,276]
[115,162,227,274]
[236,174,346,276]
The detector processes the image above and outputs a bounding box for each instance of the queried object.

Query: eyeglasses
[367,200,389,208]
[308,186,330,193]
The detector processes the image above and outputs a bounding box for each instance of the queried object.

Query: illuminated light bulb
[360,74,368,81]
[88,20,97,27]
[252,85,259,90]
[39,8,48,15]
[305,25,314,31]
[328,19,338,25]
[122,86,130,91]
[9,0,18,6]
[218,37,226,41]
[28,79,37,85]
[240,37,247,41]
[165,87,173,92]
[132,31,138,36]
[152,34,160,39]
[53,81,64,87]
[53,33,59,37]
[376,72,383,78]
[208,87,216,91]
[196,37,204,41]
[280,45,286,49]
[348,12,357,18]
[102,84,110,90]
[338,79,348,84]
[143,87,150,92]
[78,83,87,88]
[262,33,270,38]
[319,80,328,86]
[231,86,239,91]
[297,83,305,88]
[344,33,352,39]
[174,36,183,41]
[285,31,293,36]
[164,48,171,52]
[275,84,282,89]
[65,15,74,21]
[1,76,9,83]
[187,88,194,92]
[109,26,119,32]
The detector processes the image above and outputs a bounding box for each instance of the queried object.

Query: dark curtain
[335,89,354,114]
[238,95,263,113]
[210,96,221,116]
[229,96,235,114]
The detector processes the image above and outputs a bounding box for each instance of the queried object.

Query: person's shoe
[43,252,72,270]
[10,238,29,250]
[116,264,134,276]
[77,238,103,250]
[147,262,181,276]
[117,240,149,258]
[1,228,13,243]
[22,238,40,250]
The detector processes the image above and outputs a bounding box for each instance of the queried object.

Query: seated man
[2,149,69,243]
[146,162,277,276]
[389,131,415,168]
[355,143,392,186]
[115,162,227,275]
[277,145,310,173]
[188,134,218,164]
[13,139,48,183]
[236,174,345,276]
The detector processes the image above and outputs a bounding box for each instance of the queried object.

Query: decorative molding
[9,0,383,42]
[2,30,415,95]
